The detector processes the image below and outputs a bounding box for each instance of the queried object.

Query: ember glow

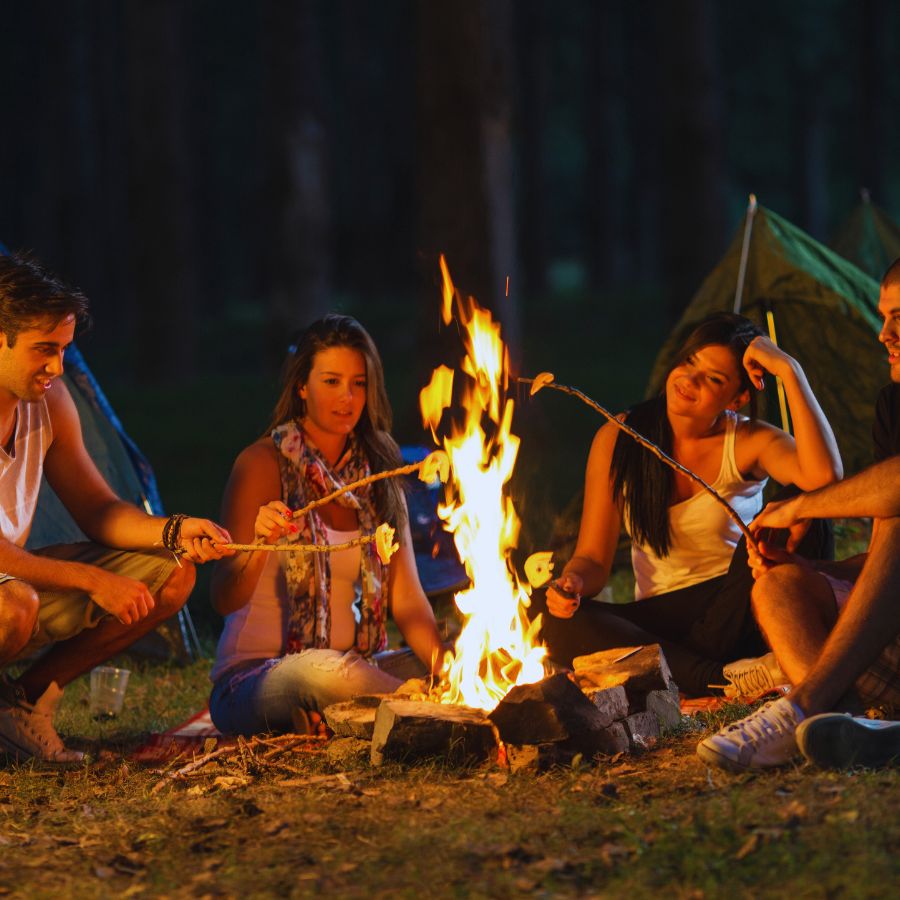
[420,257,546,711]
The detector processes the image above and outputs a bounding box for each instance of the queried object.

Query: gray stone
[582,685,629,727]
[645,688,683,730]
[623,711,660,750]
[573,644,678,706]
[598,721,630,756]
[370,699,499,766]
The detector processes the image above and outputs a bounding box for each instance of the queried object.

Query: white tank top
[211,525,362,682]
[626,411,766,600]
[0,400,53,547]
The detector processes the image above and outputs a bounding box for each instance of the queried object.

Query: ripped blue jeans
[208,648,427,736]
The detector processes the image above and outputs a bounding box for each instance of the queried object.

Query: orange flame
[421,256,546,711]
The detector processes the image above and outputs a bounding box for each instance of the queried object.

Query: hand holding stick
[217,522,400,565]
[520,374,759,552]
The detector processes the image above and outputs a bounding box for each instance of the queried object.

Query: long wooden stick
[290,461,423,520]
[221,535,377,553]
[520,377,758,551]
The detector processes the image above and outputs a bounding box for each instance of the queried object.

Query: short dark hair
[882,257,900,290]
[0,252,91,346]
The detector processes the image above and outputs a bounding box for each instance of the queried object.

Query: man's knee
[0,581,40,653]
[752,564,830,617]
[155,561,196,617]
[753,564,809,608]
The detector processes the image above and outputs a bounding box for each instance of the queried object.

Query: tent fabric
[0,243,197,658]
[26,344,163,547]
[647,205,884,475]
[830,199,900,281]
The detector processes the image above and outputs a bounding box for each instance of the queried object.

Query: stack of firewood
[323,644,682,771]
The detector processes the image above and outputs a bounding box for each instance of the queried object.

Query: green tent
[830,194,900,281]
[647,204,884,475]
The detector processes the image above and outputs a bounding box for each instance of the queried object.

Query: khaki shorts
[1,543,177,661]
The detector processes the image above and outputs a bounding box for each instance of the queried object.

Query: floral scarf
[272,420,388,657]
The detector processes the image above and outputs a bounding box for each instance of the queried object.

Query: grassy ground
[2,660,898,899]
[11,292,891,896]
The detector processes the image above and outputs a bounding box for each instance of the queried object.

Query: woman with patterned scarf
[208,315,445,736]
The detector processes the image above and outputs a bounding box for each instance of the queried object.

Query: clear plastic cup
[89,666,130,720]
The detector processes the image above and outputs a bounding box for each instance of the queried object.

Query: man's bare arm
[754,455,900,529]
[41,382,231,559]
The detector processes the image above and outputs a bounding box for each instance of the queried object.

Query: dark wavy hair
[267,314,406,532]
[610,312,764,557]
[0,252,91,345]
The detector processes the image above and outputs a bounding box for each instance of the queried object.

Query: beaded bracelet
[162,513,188,554]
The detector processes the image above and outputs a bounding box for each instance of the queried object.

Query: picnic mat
[680,684,791,715]
[131,708,230,763]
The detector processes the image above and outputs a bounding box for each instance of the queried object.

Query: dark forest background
[1,0,899,584]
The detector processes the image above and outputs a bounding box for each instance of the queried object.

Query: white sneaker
[796,713,900,770]
[723,652,789,698]
[697,697,804,772]
[0,680,84,764]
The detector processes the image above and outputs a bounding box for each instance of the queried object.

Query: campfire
[420,256,546,711]
[320,260,683,770]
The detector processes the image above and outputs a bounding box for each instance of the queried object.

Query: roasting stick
[287,451,449,522]
[213,452,449,561]
[220,535,377,553]
[519,374,759,552]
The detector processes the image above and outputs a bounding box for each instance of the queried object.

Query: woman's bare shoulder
[232,438,280,478]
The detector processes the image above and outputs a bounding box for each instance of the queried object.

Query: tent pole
[733,194,758,314]
[179,607,204,661]
[764,303,791,434]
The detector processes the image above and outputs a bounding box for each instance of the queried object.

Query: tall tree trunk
[515,0,549,299]
[622,2,662,288]
[259,0,333,363]
[794,68,829,240]
[858,0,886,201]
[584,0,626,289]
[125,0,198,380]
[658,0,726,320]
[415,0,521,366]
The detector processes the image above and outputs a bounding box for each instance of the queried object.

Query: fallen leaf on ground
[825,809,859,824]
[734,833,761,860]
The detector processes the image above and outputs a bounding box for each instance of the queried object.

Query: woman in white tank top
[537,313,842,697]
[208,316,445,736]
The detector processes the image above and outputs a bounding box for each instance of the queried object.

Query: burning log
[488,674,635,761]
[370,699,499,766]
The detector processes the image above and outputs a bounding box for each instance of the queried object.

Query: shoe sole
[696,741,751,774]
[798,716,900,769]
[0,732,84,765]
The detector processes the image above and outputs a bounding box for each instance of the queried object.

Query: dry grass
[1,658,898,899]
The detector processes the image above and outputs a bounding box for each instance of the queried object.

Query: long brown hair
[267,314,406,532]
[610,312,764,557]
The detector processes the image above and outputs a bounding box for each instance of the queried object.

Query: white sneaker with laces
[0,680,84,763]
[697,696,804,772]
[722,652,789,698]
